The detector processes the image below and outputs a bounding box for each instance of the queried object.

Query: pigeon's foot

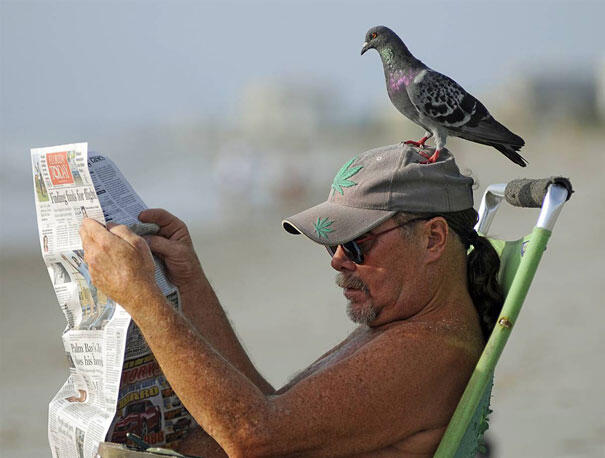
[419,149,441,164]
[404,136,429,148]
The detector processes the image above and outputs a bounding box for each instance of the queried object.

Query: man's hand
[138,209,203,294]
[79,218,159,309]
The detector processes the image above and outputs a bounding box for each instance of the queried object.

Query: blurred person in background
[80,145,502,457]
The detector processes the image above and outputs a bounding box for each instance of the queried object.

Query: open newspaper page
[31,143,196,458]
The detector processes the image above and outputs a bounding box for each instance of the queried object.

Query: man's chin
[346,301,377,325]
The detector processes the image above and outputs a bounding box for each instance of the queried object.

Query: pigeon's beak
[361,41,371,55]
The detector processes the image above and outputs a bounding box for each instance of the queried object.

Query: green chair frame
[434,179,572,457]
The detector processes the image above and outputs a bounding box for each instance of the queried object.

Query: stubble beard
[335,273,377,325]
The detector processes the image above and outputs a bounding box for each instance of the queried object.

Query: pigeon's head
[361,26,399,55]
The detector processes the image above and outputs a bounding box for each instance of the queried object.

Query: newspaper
[31,142,196,458]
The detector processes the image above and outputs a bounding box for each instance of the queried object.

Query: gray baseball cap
[282,144,474,245]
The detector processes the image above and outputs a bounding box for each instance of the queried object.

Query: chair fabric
[453,374,493,458]
[489,236,533,295]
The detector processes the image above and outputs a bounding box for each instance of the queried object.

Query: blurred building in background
[597,57,605,123]
[238,78,341,149]
[507,73,600,126]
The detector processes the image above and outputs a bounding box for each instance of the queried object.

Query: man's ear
[423,217,448,263]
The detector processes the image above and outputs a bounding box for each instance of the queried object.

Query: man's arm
[80,219,472,456]
[138,209,274,395]
[138,210,273,455]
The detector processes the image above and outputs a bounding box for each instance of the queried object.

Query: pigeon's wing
[407,70,487,129]
[407,70,520,144]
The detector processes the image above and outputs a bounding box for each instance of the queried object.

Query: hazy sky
[2,0,604,140]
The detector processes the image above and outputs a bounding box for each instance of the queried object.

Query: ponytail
[466,232,504,339]
[442,208,504,340]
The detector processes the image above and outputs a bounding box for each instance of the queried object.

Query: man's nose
[330,246,356,272]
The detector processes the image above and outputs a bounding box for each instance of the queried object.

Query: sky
[2,0,604,136]
[1,0,604,247]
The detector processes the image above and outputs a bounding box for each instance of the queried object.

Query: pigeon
[361,25,527,167]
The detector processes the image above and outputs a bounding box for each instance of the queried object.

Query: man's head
[332,215,446,325]
[283,145,480,327]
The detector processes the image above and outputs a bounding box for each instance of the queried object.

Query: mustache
[335,273,369,293]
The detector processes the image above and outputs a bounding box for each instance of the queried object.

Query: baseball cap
[282,144,474,245]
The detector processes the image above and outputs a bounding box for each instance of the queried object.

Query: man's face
[332,218,426,326]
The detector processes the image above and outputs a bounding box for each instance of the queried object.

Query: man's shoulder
[364,318,483,421]
[372,315,482,344]
[366,317,483,370]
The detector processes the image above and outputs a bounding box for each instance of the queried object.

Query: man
[80,145,499,457]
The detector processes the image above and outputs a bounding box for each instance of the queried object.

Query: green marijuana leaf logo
[314,217,334,239]
[332,158,363,195]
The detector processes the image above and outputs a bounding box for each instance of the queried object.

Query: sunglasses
[326,217,432,264]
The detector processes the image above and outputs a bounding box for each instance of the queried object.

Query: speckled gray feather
[362,25,527,167]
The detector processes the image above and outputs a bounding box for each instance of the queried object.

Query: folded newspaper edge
[31,143,197,458]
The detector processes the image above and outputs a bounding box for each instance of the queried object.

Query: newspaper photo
[31,142,196,458]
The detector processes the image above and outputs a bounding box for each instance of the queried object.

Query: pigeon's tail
[455,118,527,167]
[489,142,528,167]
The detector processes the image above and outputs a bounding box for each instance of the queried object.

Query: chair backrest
[434,177,573,457]
[489,235,531,296]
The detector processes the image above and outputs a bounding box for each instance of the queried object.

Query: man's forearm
[179,271,275,395]
[130,288,274,456]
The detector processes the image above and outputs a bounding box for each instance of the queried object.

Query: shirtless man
[80,145,502,457]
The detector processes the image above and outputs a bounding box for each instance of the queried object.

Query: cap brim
[282,200,396,245]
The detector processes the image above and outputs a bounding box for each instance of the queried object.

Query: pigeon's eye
[371,32,378,39]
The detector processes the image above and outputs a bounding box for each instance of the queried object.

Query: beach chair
[434,176,573,458]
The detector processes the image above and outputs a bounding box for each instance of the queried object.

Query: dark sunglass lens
[343,241,363,264]
[326,243,364,264]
